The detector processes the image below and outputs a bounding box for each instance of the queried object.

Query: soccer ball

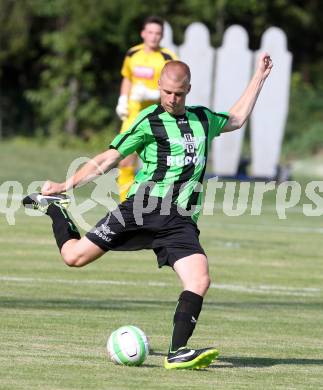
[107,325,149,366]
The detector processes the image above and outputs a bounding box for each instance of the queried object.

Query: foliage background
[1,0,323,156]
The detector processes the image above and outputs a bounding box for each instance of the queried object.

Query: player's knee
[200,274,211,293]
[188,274,211,296]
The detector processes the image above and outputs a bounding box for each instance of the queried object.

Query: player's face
[159,76,191,116]
[141,23,163,50]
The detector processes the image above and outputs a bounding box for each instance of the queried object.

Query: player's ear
[187,84,191,94]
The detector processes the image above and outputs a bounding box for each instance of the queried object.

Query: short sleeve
[110,119,146,157]
[109,105,158,157]
[160,48,178,61]
[208,111,229,139]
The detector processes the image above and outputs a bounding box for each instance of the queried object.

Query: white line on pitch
[207,222,323,234]
[0,276,320,297]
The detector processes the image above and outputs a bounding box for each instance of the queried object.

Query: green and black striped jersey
[110,104,229,222]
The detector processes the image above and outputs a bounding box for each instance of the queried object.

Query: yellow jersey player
[115,16,177,202]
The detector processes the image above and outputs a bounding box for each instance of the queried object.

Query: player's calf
[22,192,81,252]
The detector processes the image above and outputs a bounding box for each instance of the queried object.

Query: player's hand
[130,83,160,102]
[130,83,146,101]
[116,95,128,120]
[257,52,273,79]
[41,180,65,196]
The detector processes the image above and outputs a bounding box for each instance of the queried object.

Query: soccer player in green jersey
[23,54,273,370]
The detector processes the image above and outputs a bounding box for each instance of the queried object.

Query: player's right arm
[120,77,132,96]
[41,148,123,195]
[41,106,152,196]
[116,50,134,120]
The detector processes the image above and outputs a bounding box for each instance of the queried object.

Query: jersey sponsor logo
[167,155,206,167]
[133,66,154,79]
[183,133,195,153]
[169,135,206,150]
[166,134,206,166]
[177,117,188,125]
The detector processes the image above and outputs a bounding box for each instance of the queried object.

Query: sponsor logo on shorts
[100,224,115,235]
[94,225,116,243]
[94,229,112,242]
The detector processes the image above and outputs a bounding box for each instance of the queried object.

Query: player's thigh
[61,236,105,267]
[173,254,210,296]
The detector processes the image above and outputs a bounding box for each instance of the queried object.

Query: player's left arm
[222,52,273,133]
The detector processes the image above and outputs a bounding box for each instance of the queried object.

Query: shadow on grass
[149,350,165,357]
[149,353,323,369]
[214,356,323,368]
[0,297,175,311]
[1,297,322,311]
[139,363,160,368]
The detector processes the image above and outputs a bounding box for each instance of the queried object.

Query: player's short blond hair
[160,61,191,84]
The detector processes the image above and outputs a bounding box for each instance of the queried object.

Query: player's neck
[143,44,159,53]
[161,104,186,116]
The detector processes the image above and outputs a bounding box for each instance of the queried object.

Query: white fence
[161,23,292,179]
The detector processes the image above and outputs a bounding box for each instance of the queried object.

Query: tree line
[1,0,323,154]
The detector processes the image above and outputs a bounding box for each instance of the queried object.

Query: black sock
[170,290,203,352]
[46,204,81,251]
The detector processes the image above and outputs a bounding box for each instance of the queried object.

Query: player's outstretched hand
[41,180,65,196]
[257,52,273,79]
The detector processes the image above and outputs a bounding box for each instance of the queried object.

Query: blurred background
[1,0,323,176]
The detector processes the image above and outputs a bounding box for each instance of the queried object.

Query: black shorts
[85,196,205,268]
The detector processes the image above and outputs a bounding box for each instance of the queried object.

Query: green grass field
[1,140,323,389]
